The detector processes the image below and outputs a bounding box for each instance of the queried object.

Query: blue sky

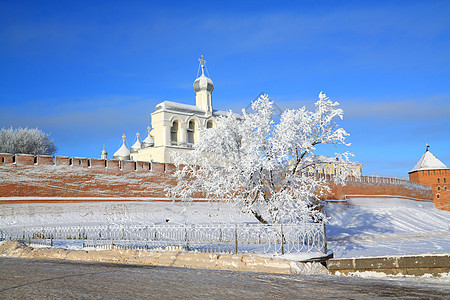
[1,0,449,178]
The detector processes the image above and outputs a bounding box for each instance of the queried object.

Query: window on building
[444,178,447,184]
[438,178,440,184]
[187,120,195,145]
[434,170,436,175]
[438,186,441,191]
[171,121,179,145]
[437,194,440,199]
[439,170,441,175]
[422,170,424,176]
[428,170,430,175]
[207,120,213,129]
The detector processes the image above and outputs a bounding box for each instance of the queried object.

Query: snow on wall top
[409,150,447,173]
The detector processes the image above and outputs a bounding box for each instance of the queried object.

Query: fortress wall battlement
[0,153,177,174]
[0,152,435,206]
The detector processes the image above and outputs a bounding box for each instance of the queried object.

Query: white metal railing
[0,223,326,255]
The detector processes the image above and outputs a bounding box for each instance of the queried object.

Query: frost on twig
[168,93,358,224]
[0,127,57,155]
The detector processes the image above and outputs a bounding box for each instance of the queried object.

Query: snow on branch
[168,93,357,224]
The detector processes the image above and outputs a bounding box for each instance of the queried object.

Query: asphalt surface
[0,257,449,299]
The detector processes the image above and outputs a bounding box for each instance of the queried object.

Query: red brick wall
[90,158,107,169]
[120,160,135,172]
[151,162,165,174]
[0,153,436,207]
[37,155,53,165]
[0,154,14,164]
[71,157,89,168]
[107,160,120,171]
[325,175,432,202]
[55,156,70,166]
[136,161,150,172]
[15,154,35,165]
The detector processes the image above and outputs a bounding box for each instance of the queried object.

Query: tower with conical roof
[409,145,449,211]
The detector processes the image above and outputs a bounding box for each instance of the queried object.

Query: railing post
[234,224,238,254]
[185,224,189,251]
[281,224,284,255]
[322,222,327,254]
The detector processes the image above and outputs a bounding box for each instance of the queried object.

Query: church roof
[409,148,447,173]
[155,100,206,115]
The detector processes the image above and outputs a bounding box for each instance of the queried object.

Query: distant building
[109,56,235,163]
[303,155,363,176]
[409,146,449,211]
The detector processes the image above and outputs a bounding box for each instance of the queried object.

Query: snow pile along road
[325,198,450,258]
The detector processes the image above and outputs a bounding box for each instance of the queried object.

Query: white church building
[110,56,229,163]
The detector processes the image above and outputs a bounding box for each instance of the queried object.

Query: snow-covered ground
[0,201,256,228]
[1,197,449,259]
[325,198,450,258]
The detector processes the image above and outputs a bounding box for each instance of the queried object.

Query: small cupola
[101,145,107,159]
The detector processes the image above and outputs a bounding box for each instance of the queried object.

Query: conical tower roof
[409,146,447,173]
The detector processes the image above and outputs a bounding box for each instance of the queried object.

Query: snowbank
[0,241,329,275]
[325,198,450,258]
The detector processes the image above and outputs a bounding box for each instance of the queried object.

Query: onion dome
[141,126,155,148]
[130,132,142,153]
[193,58,214,93]
[113,134,130,160]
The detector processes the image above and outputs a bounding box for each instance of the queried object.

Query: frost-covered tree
[169,93,357,224]
[0,127,57,155]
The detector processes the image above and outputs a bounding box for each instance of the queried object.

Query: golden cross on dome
[198,55,207,66]
[122,134,126,143]
[147,126,151,133]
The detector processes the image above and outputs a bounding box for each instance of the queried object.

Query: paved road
[0,257,449,299]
